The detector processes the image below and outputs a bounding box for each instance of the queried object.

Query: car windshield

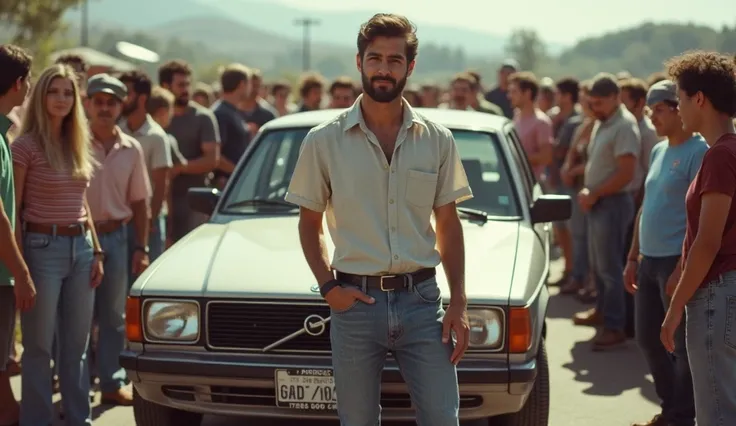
[220,128,520,218]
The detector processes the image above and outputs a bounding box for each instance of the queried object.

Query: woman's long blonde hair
[20,64,95,180]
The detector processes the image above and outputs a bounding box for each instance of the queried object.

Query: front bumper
[121,350,537,421]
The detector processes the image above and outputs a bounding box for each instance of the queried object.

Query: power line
[293,18,320,72]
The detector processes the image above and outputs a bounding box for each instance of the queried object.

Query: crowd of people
[0,14,735,425]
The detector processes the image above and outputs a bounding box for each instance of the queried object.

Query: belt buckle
[380,275,397,291]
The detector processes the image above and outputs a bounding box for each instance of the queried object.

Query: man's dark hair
[298,72,325,99]
[465,70,482,90]
[619,78,649,104]
[357,13,418,63]
[55,53,88,73]
[666,51,736,116]
[0,44,32,97]
[119,70,153,97]
[589,72,620,98]
[508,71,540,100]
[219,63,250,93]
[158,60,192,86]
[271,81,291,97]
[555,77,580,104]
[329,76,355,95]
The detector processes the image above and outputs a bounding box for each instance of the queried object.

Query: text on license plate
[275,369,337,411]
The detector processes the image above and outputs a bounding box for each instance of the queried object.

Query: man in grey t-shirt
[573,73,640,351]
[159,60,220,242]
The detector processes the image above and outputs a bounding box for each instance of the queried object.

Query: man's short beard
[361,71,407,103]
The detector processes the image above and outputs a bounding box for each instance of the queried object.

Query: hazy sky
[274,0,732,44]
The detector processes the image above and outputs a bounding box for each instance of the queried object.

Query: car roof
[261,108,512,133]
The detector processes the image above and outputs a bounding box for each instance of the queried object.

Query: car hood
[136,216,519,303]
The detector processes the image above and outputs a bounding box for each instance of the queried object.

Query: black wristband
[319,280,341,298]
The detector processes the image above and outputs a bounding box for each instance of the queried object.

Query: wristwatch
[319,280,342,298]
[93,250,105,261]
[135,245,150,255]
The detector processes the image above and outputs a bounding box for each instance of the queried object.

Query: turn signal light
[126,296,143,343]
[508,307,532,353]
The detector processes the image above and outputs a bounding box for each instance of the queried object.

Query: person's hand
[14,272,36,311]
[623,259,638,294]
[560,164,574,187]
[324,285,375,312]
[665,267,682,297]
[442,302,470,365]
[132,250,150,275]
[661,304,684,353]
[91,256,104,288]
[577,188,597,213]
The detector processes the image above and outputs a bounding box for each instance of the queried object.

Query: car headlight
[143,300,200,343]
[468,308,504,350]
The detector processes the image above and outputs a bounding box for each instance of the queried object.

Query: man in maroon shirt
[661,51,736,426]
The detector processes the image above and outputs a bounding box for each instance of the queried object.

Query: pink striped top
[11,134,89,224]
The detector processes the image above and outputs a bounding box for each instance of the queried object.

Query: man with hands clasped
[285,13,472,426]
[623,80,704,426]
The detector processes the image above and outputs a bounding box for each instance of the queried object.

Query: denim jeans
[588,192,634,331]
[568,186,589,282]
[330,276,459,426]
[127,215,165,287]
[20,230,95,426]
[686,270,736,426]
[88,226,129,393]
[635,256,694,426]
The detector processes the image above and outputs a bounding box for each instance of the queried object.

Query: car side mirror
[530,194,572,224]
[188,187,221,216]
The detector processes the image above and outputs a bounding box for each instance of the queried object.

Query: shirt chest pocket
[405,169,438,208]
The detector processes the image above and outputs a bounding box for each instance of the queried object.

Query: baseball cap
[87,73,127,101]
[646,79,678,107]
[500,59,519,72]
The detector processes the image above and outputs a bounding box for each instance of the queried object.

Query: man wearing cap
[484,59,518,118]
[573,73,640,350]
[623,80,704,426]
[85,73,152,405]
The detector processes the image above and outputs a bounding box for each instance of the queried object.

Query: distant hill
[66,0,567,57]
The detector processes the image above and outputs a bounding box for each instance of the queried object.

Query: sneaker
[631,413,668,426]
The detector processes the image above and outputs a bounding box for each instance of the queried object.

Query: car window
[221,128,521,217]
[505,128,535,200]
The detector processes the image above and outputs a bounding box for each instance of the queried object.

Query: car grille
[206,301,332,353]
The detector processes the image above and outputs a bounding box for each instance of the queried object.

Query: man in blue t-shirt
[624,79,706,426]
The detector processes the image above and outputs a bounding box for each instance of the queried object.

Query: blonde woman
[11,64,104,426]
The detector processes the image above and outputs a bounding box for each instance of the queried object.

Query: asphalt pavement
[10,258,661,425]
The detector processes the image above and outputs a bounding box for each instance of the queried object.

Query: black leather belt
[336,268,436,292]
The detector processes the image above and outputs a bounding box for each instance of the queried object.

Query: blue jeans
[127,215,165,287]
[89,226,129,393]
[20,230,95,426]
[635,256,694,426]
[686,270,736,426]
[568,186,589,282]
[588,192,634,331]
[330,276,459,426]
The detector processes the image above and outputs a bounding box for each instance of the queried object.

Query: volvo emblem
[303,314,327,336]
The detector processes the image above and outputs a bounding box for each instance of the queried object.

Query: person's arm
[178,112,221,175]
[148,133,172,220]
[671,150,735,310]
[0,196,28,280]
[588,123,640,200]
[627,207,643,262]
[284,131,333,287]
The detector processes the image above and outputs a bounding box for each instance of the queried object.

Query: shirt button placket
[387,156,399,271]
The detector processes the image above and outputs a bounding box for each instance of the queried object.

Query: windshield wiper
[457,207,489,223]
[224,199,298,210]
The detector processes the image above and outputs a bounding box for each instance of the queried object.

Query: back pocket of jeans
[725,296,736,350]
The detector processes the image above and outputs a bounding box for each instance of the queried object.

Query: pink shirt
[87,128,151,222]
[514,109,553,179]
[11,134,89,224]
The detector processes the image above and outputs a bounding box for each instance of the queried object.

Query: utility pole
[293,18,320,72]
[81,0,89,47]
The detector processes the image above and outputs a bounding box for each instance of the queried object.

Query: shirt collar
[94,126,133,149]
[601,104,625,126]
[0,114,12,138]
[119,115,153,136]
[342,94,427,133]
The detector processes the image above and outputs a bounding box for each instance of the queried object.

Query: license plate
[275,368,337,411]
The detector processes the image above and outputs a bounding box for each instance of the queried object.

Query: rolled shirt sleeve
[149,133,173,170]
[284,131,331,212]
[434,128,473,208]
[613,122,641,158]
